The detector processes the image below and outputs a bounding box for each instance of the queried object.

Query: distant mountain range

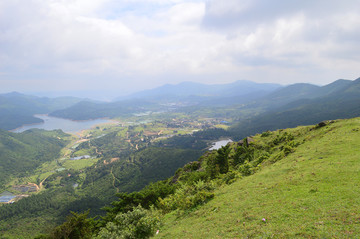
[1,78,360,132]
[49,99,161,120]
[50,80,283,120]
[230,78,360,139]
[116,80,282,101]
[0,92,83,130]
[256,79,352,109]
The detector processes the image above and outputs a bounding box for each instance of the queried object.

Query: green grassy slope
[159,117,360,238]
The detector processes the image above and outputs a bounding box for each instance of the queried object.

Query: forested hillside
[0,129,69,187]
[229,78,360,139]
[0,124,208,238]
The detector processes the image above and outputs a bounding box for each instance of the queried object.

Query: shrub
[273,132,294,145]
[233,145,254,166]
[282,145,294,156]
[36,211,95,239]
[179,170,209,185]
[96,205,160,239]
[270,151,285,163]
[261,131,272,137]
[158,180,215,212]
[257,152,270,164]
[221,171,238,184]
[238,162,252,176]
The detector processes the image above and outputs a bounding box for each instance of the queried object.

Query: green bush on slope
[97,205,160,239]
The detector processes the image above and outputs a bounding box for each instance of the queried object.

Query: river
[12,114,113,133]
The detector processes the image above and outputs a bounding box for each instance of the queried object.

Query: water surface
[12,114,112,133]
[209,139,233,150]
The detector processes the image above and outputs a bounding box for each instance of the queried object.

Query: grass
[62,158,99,171]
[72,148,92,157]
[214,124,230,130]
[158,118,360,238]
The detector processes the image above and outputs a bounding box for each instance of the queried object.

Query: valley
[0,78,360,238]
[0,109,230,238]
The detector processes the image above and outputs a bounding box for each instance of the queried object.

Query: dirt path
[39,176,49,190]
[110,166,119,193]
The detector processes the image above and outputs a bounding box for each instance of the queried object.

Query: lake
[12,114,113,133]
[209,139,233,150]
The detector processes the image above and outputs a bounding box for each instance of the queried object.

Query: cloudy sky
[1,0,359,98]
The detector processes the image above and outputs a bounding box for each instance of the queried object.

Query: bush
[178,170,209,185]
[256,152,270,164]
[261,131,272,137]
[270,151,285,163]
[221,171,238,184]
[159,180,215,212]
[233,145,255,167]
[238,162,252,176]
[282,145,294,156]
[273,132,294,145]
[36,211,95,239]
[96,205,160,239]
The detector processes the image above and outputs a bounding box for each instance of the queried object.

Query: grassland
[158,117,360,238]
[62,157,99,171]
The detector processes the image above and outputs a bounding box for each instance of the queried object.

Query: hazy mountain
[316,79,352,96]
[116,80,282,102]
[248,79,353,110]
[230,77,360,139]
[50,80,282,120]
[0,92,83,130]
[49,99,161,120]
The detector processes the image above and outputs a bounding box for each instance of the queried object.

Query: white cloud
[158,2,205,26]
[0,0,360,95]
[205,0,252,16]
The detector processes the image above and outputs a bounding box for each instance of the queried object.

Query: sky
[1,0,360,99]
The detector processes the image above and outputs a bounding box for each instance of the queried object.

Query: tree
[36,211,95,239]
[215,145,230,174]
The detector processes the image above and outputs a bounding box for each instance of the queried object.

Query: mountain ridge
[116,80,282,101]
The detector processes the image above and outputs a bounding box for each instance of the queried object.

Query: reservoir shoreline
[10,114,116,134]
